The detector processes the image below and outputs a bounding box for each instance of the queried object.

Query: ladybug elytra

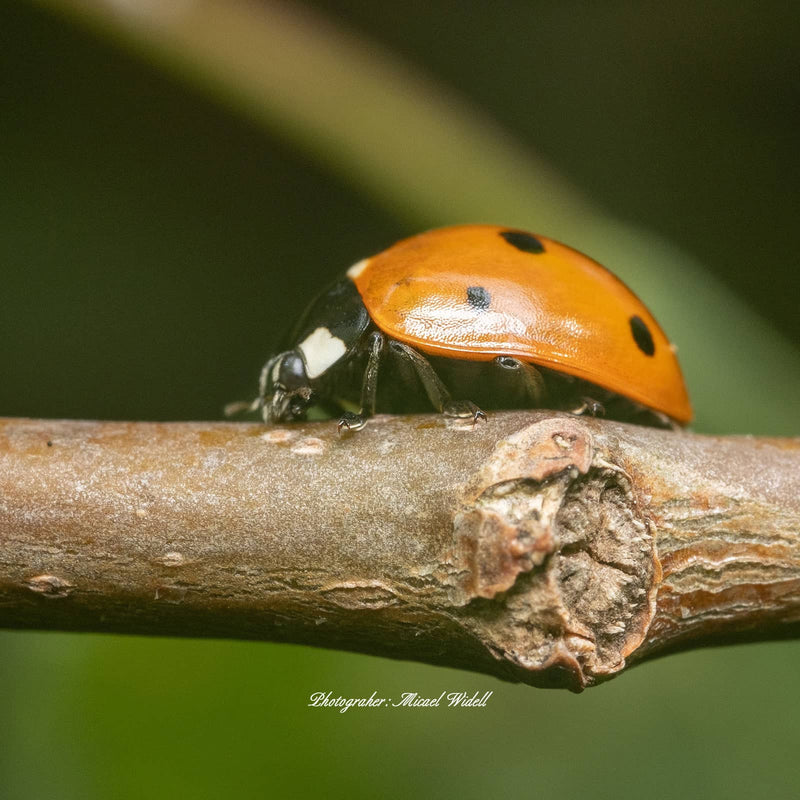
[257,225,692,431]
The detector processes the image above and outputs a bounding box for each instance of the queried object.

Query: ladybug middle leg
[387,339,486,423]
[492,356,545,404]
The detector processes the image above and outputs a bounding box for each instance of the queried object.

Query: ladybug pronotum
[258,224,692,431]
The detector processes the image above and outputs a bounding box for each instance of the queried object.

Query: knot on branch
[450,418,660,691]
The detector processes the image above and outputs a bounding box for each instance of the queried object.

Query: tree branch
[1,412,798,691]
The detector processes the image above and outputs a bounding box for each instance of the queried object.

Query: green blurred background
[2,1,799,797]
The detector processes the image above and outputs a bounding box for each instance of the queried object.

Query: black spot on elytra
[630,315,655,356]
[500,229,545,254]
[467,286,491,310]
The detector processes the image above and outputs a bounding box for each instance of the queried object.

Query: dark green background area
[2,3,799,798]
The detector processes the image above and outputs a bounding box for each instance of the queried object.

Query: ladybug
[258,224,692,431]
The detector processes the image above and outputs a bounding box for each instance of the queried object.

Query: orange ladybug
[258,224,692,430]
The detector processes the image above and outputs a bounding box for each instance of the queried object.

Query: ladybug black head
[261,349,313,422]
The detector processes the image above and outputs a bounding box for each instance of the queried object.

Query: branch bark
[1,412,798,691]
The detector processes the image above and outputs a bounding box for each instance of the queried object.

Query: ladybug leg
[661,413,682,432]
[442,399,487,422]
[388,339,486,423]
[493,356,545,404]
[571,396,606,417]
[338,331,385,433]
[645,407,681,430]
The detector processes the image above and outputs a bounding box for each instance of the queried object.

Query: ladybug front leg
[338,331,385,433]
[387,340,486,423]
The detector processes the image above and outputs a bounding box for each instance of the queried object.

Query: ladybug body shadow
[257,225,692,431]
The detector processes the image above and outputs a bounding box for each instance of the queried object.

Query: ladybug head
[261,349,313,422]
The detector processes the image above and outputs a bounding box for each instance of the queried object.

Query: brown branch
[1,412,798,691]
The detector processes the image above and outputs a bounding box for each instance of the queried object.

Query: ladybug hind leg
[387,340,486,423]
[570,396,606,417]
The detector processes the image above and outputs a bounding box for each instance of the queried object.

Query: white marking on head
[346,257,370,280]
[298,327,347,379]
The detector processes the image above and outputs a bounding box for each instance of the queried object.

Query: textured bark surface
[1,412,799,691]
